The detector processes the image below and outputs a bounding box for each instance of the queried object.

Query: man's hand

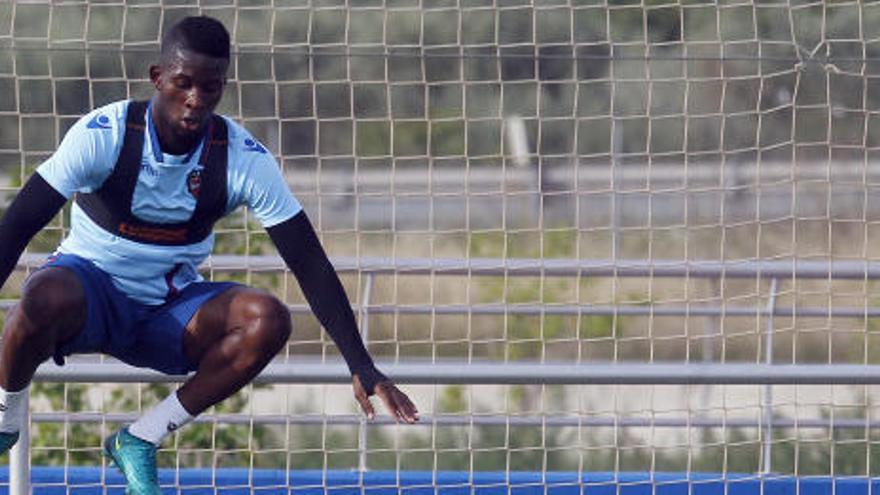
[353,374,419,424]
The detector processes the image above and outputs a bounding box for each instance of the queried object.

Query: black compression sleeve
[0,174,67,288]
[266,210,387,394]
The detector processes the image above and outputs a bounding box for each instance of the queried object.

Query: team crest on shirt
[187,169,202,198]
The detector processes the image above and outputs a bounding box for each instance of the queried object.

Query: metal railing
[8,253,880,494]
[13,253,880,320]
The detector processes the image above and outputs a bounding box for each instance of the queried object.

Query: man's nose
[185,88,206,109]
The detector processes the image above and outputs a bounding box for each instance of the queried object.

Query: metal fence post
[358,273,374,472]
[762,277,778,474]
[10,391,29,495]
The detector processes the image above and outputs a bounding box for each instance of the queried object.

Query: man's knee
[19,267,86,331]
[237,291,292,350]
[1,267,85,363]
[206,291,290,374]
[186,288,291,367]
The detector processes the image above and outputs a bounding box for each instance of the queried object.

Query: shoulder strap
[189,114,229,231]
[76,101,229,246]
[76,99,148,228]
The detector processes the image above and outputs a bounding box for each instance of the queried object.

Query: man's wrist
[354,365,388,395]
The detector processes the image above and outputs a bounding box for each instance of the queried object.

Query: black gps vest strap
[76,100,228,246]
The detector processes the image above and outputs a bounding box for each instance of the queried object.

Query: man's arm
[0,103,120,289]
[0,174,68,287]
[266,211,387,395]
[267,210,418,423]
[265,210,387,393]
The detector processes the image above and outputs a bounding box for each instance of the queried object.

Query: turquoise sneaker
[0,431,18,455]
[103,428,160,495]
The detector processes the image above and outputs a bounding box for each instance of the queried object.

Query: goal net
[1,1,880,492]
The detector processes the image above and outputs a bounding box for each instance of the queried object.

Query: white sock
[0,386,28,434]
[128,391,193,446]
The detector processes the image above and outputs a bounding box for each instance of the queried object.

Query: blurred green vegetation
[21,380,880,476]
[0,3,874,164]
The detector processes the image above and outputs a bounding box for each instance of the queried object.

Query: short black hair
[161,16,230,62]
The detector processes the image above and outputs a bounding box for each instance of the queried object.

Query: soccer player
[0,15,418,494]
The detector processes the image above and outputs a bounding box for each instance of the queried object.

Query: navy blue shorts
[42,253,240,375]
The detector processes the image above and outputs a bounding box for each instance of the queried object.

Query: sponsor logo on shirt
[86,114,112,130]
[167,422,179,432]
[243,138,267,154]
[118,222,188,243]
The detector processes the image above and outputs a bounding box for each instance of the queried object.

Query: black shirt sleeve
[0,174,67,288]
[266,210,388,394]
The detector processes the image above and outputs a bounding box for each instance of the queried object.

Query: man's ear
[149,65,162,88]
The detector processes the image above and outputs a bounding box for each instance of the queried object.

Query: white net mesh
[1,1,880,492]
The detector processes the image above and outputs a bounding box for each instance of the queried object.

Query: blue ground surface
[1,467,878,494]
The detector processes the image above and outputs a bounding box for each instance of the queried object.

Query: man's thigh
[47,253,240,375]
[122,281,241,375]
[45,253,138,366]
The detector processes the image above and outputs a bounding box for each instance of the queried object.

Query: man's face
[149,48,228,150]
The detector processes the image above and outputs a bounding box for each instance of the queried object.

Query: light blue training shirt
[37,100,302,305]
